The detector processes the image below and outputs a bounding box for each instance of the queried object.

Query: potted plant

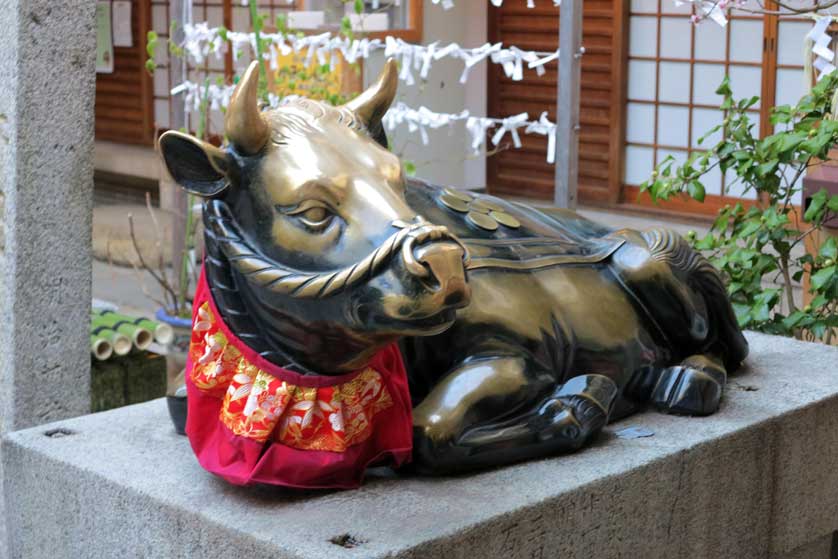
[641,74,838,344]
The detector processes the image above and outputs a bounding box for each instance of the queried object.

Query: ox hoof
[651,365,723,416]
[555,374,618,442]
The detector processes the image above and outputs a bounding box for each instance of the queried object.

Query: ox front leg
[651,354,727,416]
[412,357,618,475]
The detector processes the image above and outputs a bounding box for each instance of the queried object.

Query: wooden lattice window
[622,0,814,213]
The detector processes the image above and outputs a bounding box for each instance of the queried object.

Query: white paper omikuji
[180,24,562,86]
[434,0,560,9]
[171,81,560,163]
[807,16,835,81]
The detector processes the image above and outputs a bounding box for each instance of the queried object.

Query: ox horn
[345,58,398,133]
[225,61,270,155]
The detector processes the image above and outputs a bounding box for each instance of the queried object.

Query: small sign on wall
[95,1,114,73]
[112,0,133,48]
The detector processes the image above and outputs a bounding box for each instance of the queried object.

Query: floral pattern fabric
[189,303,394,452]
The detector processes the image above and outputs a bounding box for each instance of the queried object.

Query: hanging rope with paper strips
[168,77,560,164]
[430,0,562,9]
[179,23,560,86]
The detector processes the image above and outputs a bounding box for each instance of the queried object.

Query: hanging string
[169,81,559,163]
[179,23,562,86]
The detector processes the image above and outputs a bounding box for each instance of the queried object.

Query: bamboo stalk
[91,326,132,356]
[95,310,174,345]
[91,314,153,351]
[90,335,113,361]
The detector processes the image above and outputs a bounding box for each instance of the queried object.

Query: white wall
[364,0,488,190]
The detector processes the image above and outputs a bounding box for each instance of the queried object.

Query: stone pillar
[0,0,97,554]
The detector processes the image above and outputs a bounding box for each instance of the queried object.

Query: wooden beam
[554,0,583,209]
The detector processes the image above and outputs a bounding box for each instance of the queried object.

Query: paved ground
[93,259,165,317]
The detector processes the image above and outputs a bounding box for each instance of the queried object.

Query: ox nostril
[444,291,464,306]
[420,270,441,291]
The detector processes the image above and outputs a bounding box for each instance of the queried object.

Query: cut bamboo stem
[91,326,132,356]
[94,310,174,345]
[91,314,153,351]
[90,335,113,361]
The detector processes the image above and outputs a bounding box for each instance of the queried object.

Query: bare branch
[128,213,179,310]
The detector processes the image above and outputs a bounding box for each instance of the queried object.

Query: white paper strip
[180,23,564,85]
[170,83,560,163]
[431,0,560,9]
[807,16,835,81]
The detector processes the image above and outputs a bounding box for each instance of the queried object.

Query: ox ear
[345,58,398,141]
[158,131,230,198]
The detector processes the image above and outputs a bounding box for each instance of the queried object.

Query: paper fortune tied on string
[180,24,561,87]
[171,80,559,164]
[807,16,836,81]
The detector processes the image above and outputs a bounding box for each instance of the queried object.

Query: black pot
[156,308,192,435]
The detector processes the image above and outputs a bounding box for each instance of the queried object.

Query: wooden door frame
[615,2,779,219]
[609,0,630,204]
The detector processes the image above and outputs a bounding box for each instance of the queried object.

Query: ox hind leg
[610,227,748,371]
[411,355,617,475]
[625,354,727,416]
[611,228,748,416]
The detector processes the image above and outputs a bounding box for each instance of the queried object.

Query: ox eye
[285,202,335,232]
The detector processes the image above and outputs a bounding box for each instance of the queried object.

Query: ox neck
[233,275,394,373]
[201,220,393,374]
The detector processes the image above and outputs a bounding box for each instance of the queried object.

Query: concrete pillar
[0,0,97,552]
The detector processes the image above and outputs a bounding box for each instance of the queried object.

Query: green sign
[96,1,113,73]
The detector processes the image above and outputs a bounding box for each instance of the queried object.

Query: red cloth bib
[185,266,413,489]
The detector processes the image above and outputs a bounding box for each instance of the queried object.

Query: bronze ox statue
[159,60,748,475]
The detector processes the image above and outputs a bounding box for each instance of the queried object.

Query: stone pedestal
[4,332,838,558]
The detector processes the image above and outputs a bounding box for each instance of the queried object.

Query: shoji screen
[624,0,768,206]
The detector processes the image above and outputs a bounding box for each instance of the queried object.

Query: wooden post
[166,0,189,304]
[554,0,583,209]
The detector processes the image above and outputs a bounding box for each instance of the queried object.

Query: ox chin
[354,289,470,338]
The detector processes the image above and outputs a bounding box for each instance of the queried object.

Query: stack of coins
[436,188,521,231]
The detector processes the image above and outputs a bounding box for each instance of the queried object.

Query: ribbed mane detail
[266,99,367,145]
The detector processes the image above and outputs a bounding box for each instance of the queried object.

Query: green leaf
[782,310,806,329]
[737,220,761,239]
[146,31,158,58]
[812,322,827,339]
[805,188,828,222]
[404,161,417,175]
[354,0,364,14]
[778,132,808,152]
[751,302,771,323]
[715,76,732,96]
[811,265,836,291]
[819,237,837,261]
[687,180,706,202]
[757,159,778,177]
[732,302,751,326]
[811,294,828,308]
